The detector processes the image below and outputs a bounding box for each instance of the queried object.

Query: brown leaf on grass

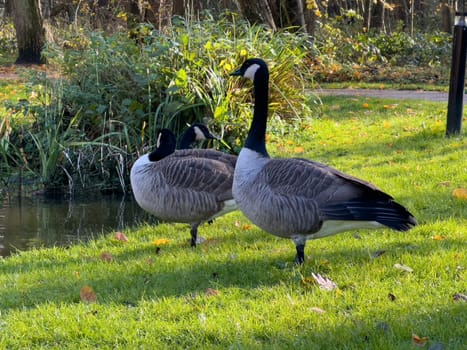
[452,188,467,200]
[114,231,129,242]
[411,333,429,347]
[294,146,305,153]
[234,221,251,230]
[205,288,220,297]
[80,285,97,303]
[100,252,113,262]
[309,307,326,314]
[453,293,467,302]
[431,235,446,241]
[152,238,169,246]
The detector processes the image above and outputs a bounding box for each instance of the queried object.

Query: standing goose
[130,127,237,247]
[230,58,417,264]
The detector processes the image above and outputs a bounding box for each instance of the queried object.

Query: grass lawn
[0,95,466,349]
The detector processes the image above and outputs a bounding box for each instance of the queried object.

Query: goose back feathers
[231,58,416,264]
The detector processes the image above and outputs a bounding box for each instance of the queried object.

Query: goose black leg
[294,243,305,265]
[190,225,198,247]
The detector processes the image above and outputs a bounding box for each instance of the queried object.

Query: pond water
[0,194,157,258]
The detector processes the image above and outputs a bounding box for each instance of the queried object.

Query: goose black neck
[148,141,176,161]
[179,129,194,149]
[245,70,269,157]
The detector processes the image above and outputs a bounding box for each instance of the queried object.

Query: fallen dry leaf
[80,285,97,303]
[394,263,413,273]
[294,146,305,153]
[100,252,113,262]
[431,235,446,241]
[309,307,326,314]
[152,238,169,246]
[311,272,337,291]
[411,333,429,347]
[114,231,129,242]
[205,288,220,297]
[452,188,467,200]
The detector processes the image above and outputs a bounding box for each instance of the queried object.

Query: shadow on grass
[192,302,467,349]
[0,221,465,312]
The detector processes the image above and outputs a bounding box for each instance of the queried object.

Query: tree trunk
[10,0,45,64]
[237,0,277,30]
[440,0,452,34]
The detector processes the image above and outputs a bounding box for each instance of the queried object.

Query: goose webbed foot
[294,243,306,265]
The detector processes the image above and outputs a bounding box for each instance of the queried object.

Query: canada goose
[130,127,237,247]
[179,123,217,149]
[230,58,417,264]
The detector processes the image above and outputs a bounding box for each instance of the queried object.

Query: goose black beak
[230,68,242,76]
[207,133,218,140]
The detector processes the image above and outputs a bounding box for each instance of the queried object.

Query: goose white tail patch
[313,220,384,239]
[209,199,237,221]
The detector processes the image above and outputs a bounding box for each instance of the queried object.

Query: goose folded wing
[259,158,415,231]
[160,157,233,199]
[261,157,393,201]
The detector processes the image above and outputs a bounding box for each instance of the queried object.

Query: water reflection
[0,194,157,257]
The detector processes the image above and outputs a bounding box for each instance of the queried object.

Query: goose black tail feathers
[322,199,417,231]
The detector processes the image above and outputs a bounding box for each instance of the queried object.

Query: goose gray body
[130,128,237,246]
[231,58,417,263]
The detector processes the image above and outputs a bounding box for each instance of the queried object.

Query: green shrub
[8,14,313,193]
[312,19,451,83]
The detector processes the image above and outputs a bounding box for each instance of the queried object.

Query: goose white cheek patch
[244,63,261,80]
[156,132,163,148]
[193,126,205,141]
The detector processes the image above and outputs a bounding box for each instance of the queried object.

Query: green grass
[1,96,466,349]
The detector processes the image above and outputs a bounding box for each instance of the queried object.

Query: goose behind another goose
[230,58,417,264]
[130,126,237,247]
[178,123,218,149]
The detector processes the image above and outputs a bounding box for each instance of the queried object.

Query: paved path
[315,88,461,103]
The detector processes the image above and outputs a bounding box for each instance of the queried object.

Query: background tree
[10,0,45,64]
